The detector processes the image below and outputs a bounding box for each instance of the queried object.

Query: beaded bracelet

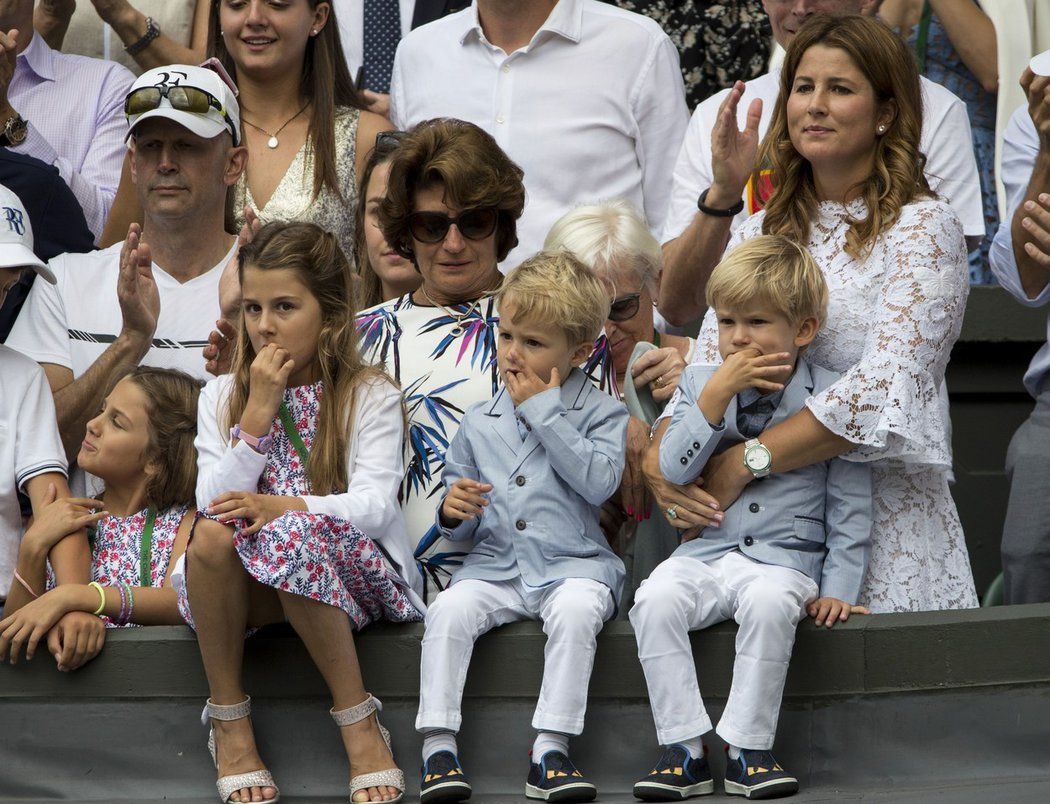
[115,583,129,626]
[125,584,136,625]
[88,582,107,616]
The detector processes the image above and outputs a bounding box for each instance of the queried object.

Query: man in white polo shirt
[658,0,985,325]
[8,63,247,481]
[389,0,689,269]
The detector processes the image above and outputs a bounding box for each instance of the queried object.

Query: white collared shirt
[334,0,416,81]
[390,0,689,269]
[661,68,986,244]
[989,105,1049,398]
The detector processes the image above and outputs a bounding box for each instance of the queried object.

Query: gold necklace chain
[418,287,485,335]
[241,102,310,149]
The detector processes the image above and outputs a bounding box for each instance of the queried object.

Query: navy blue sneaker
[420,750,472,804]
[525,750,597,802]
[632,743,714,801]
[723,748,798,799]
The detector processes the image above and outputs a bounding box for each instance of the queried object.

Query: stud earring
[311,29,318,35]
[877,125,887,134]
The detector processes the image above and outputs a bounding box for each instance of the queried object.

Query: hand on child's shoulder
[441,478,494,526]
[713,348,794,396]
[806,596,870,628]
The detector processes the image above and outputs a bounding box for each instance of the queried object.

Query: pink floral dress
[179,382,422,630]
[48,505,186,628]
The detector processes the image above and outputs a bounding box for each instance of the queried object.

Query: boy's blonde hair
[496,250,610,347]
[706,235,828,325]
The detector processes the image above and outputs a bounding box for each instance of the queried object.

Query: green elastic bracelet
[88,581,107,616]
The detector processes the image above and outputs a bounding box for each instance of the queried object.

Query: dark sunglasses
[608,292,642,322]
[375,130,407,148]
[125,84,238,140]
[407,208,499,244]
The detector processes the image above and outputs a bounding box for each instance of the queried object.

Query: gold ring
[653,376,666,388]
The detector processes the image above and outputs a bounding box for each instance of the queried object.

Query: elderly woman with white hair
[545,200,696,599]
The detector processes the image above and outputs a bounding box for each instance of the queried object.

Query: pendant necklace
[242,102,310,149]
[419,287,484,337]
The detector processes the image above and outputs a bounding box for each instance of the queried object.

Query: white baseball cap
[126,62,241,145]
[0,184,55,284]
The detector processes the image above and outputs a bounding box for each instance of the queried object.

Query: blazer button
[687,449,694,457]
[693,442,701,449]
[516,519,526,531]
[744,536,754,546]
[749,503,760,513]
[516,475,526,486]
[680,457,688,465]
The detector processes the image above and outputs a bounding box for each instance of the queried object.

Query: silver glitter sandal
[202,696,280,804]
[331,693,405,803]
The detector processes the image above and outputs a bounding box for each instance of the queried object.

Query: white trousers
[416,576,614,735]
[629,552,818,749]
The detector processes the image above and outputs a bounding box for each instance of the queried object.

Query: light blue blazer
[437,367,629,609]
[659,359,872,604]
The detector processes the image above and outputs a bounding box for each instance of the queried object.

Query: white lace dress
[683,197,978,612]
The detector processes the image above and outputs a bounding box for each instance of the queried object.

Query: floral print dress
[54,505,186,628]
[179,382,422,630]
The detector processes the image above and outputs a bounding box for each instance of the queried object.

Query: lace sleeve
[806,201,969,467]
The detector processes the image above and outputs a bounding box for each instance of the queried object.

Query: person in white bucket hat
[0,183,88,673]
[7,61,246,493]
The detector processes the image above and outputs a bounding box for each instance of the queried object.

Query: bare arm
[100,154,142,249]
[1011,71,1050,299]
[90,1,209,70]
[929,0,997,94]
[658,82,762,326]
[33,0,75,49]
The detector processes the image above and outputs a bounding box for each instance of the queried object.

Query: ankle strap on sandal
[330,693,382,727]
[203,695,252,725]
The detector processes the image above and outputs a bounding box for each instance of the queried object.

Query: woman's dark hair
[379,119,526,264]
[355,133,405,309]
[209,0,365,201]
[123,367,204,511]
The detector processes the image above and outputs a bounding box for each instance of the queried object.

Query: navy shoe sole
[632,777,715,801]
[525,780,598,802]
[420,778,473,804]
[724,775,800,800]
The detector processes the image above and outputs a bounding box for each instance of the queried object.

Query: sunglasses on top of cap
[407,208,499,244]
[607,292,641,323]
[125,84,238,140]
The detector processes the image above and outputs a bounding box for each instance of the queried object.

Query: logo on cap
[3,206,25,236]
[155,70,189,87]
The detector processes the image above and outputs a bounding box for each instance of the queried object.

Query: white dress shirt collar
[461,0,584,48]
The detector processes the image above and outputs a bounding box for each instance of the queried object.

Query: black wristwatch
[0,113,28,147]
[697,188,744,218]
[126,16,161,56]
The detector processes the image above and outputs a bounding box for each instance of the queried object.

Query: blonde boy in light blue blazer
[416,252,628,804]
[631,236,872,802]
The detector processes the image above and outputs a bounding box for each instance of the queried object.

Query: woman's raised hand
[710,80,763,204]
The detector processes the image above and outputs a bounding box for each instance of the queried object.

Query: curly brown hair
[756,14,931,259]
[378,119,525,264]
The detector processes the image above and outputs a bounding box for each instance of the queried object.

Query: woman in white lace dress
[647,15,978,612]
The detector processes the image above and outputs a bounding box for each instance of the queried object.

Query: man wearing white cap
[991,56,1050,604]
[7,63,246,484]
[0,183,98,672]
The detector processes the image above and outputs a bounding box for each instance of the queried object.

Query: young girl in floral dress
[0,367,202,666]
[182,221,423,804]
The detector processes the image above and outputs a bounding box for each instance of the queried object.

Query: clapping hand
[710,80,763,203]
[117,223,161,352]
[204,207,262,376]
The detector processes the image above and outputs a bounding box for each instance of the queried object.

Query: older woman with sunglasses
[545,200,694,595]
[356,119,614,600]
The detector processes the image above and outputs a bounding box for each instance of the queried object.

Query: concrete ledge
[956,286,1044,343]
[3,604,1049,700]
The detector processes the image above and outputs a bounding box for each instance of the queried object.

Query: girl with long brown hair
[183,221,422,804]
[647,14,978,613]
